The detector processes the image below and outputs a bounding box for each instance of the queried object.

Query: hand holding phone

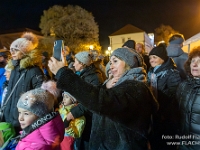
[53,40,64,61]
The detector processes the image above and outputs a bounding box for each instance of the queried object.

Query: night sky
[0,0,200,50]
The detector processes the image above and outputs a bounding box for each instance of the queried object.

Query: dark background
[0,0,200,50]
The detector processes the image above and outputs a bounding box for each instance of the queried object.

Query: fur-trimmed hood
[7,49,42,70]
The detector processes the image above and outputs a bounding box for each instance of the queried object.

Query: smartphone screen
[53,40,64,61]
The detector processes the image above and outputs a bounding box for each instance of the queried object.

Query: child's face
[62,93,72,106]
[4,70,11,81]
[18,107,38,129]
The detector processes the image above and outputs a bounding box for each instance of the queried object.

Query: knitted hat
[10,32,38,55]
[149,46,168,62]
[63,91,77,103]
[75,51,92,66]
[17,81,60,117]
[111,48,139,68]
[122,40,136,49]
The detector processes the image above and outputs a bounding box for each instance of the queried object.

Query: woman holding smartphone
[48,47,158,150]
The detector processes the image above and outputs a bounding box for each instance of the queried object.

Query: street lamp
[89,45,94,50]
[106,46,112,57]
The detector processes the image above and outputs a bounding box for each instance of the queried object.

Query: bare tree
[154,24,179,44]
[39,5,101,53]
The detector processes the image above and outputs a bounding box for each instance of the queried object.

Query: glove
[64,119,70,128]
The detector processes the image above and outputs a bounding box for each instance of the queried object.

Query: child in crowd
[59,91,85,150]
[16,81,64,150]
[1,64,12,107]
[0,122,16,149]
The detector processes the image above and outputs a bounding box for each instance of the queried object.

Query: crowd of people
[0,31,199,150]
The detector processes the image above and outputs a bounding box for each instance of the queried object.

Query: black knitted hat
[149,46,168,62]
[122,40,136,49]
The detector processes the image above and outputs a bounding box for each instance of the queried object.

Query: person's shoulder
[182,52,188,57]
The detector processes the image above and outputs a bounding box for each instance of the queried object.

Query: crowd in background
[0,31,199,150]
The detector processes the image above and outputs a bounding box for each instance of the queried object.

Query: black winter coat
[3,51,44,132]
[176,77,200,150]
[56,67,158,150]
[148,58,181,150]
[70,64,104,142]
[148,58,181,120]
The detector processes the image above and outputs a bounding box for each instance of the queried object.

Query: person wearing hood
[48,47,158,150]
[3,32,44,133]
[166,33,188,80]
[148,45,181,150]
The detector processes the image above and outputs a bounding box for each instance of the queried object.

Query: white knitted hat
[10,32,38,55]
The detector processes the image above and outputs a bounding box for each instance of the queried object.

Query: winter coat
[176,77,200,150]
[55,67,158,150]
[0,68,6,104]
[59,104,85,138]
[3,50,44,132]
[70,64,104,143]
[166,44,188,80]
[59,104,85,150]
[148,58,181,150]
[79,63,104,85]
[16,112,65,150]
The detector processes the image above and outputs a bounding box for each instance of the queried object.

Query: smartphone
[53,40,64,61]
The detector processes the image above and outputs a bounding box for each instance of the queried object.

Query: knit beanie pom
[21,32,38,48]
[41,80,60,99]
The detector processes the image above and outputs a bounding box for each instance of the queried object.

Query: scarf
[114,67,147,87]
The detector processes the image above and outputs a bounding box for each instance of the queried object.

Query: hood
[7,49,42,70]
[166,44,184,57]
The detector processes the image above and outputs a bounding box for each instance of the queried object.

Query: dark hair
[184,46,200,76]
[169,33,184,43]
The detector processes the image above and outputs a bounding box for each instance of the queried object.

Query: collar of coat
[20,112,58,139]
[7,49,42,70]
